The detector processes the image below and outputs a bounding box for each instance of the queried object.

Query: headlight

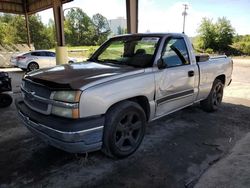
[51,90,81,118]
[53,91,81,102]
[52,106,79,119]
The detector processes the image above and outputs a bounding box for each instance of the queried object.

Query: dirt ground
[0,60,250,188]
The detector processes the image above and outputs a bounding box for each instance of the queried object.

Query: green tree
[232,35,250,55]
[117,26,126,35]
[64,8,95,46]
[0,14,54,49]
[12,15,29,44]
[197,18,217,50]
[0,22,9,44]
[214,17,235,52]
[0,14,17,44]
[46,18,56,46]
[0,13,14,23]
[92,13,110,44]
[29,15,54,49]
[0,10,110,49]
[197,17,235,53]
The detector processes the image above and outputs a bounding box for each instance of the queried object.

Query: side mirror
[157,58,167,69]
[195,55,209,63]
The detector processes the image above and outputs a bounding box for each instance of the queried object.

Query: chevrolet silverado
[16,33,233,158]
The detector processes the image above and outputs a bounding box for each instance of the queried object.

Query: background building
[108,17,127,35]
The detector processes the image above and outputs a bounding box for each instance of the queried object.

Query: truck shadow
[0,101,250,187]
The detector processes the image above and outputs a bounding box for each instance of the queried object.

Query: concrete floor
[0,60,250,188]
[195,132,250,188]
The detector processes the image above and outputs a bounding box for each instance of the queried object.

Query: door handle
[188,70,194,77]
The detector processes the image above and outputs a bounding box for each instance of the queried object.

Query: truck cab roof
[111,33,188,39]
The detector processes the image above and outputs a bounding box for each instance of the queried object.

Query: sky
[39,0,250,36]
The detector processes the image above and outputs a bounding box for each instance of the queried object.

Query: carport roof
[0,0,73,15]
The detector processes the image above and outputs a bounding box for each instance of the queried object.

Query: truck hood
[25,61,145,90]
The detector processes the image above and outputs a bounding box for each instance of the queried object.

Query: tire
[200,79,224,112]
[0,93,13,108]
[28,62,39,72]
[102,101,146,158]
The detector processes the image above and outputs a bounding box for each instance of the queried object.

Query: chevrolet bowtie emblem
[27,91,36,100]
[29,91,35,95]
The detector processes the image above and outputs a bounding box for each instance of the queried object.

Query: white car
[10,50,76,71]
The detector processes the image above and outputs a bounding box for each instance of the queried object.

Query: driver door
[155,37,196,117]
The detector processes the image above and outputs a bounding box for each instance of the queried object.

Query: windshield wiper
[87,58,98,62]
[124,63,142,68]
[98,59,122,64]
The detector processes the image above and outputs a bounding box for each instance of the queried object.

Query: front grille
[24,80,51,98]
[24,95,48,111]
[22,80,52,114]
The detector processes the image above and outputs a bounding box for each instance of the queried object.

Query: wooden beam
[0,0,23,6]
[24,12,31,49]
[126,0,138,33]
[22,0,31,49]
[0,0,73,15]
[52,0,65,46]
[0,1,23,14]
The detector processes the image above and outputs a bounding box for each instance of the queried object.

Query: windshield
[91,36,161,68]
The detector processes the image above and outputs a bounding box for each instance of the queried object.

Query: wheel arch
[106,96,150,121]
[27,61,39,72]
[28,61,39,67]
[215,74,226,85]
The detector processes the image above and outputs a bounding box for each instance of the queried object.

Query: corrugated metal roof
[0,0,73,14]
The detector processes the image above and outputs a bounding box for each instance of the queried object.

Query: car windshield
[91,36,161,68]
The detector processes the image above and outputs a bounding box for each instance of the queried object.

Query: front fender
[79,73,155,118]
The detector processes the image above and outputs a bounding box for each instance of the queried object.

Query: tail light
[16,56,26,60]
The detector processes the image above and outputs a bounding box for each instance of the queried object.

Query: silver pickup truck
[16,33,233,158]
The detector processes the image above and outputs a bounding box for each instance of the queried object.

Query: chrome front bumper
[16,98,104,153]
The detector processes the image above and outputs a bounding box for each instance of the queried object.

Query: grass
[50,46,100,60]
[68,46,99,59]
[50,46,99,51]
[67,46,99,50]
[231,56,250,59]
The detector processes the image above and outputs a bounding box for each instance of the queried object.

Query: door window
[31,51,47,56]
[162,38,190,67]
[31,52,41,56]
[45,52,56,57]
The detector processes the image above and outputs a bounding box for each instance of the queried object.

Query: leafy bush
[205,48,214,54]
[197,17,235,53]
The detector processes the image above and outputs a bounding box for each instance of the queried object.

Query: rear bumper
[10,60,17,67]
[17,62,27,69]
[14,60,28,69]
[15,98,104,153]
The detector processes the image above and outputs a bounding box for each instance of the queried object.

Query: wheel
[28,62,39,72]
[102,101,146,158]
[200,79,224,112]
[0,93,13,108]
